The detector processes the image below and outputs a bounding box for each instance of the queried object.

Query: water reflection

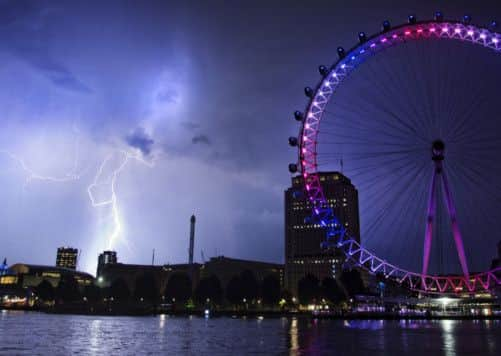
[441,320,456,356]
[0,312,500,355]
[289,317,299,353]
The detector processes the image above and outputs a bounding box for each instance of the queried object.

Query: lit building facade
[5,264,94,289]
[285,171,360,296]
[56,247,78,270]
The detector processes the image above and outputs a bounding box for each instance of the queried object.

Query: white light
[438,297,453,306]
[480,33,487,39]
[493,38,499,44]
[467,30,474,36]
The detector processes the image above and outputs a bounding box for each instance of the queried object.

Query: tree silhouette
[164,273,192,304]
[240,270,259,302]
[56,275,80,303]
[226,275,244,305]
[297,274,320,305]
[321,277,345,304]
[110,278,131,302]
[195,275,223,306]
[340,269,365,296]
[134,272,159,303]
[35,280,55,302]
[261,275,281,306]
[83,284,102,303]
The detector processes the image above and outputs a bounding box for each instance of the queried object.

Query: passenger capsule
[288,137,298,147]
[337,46,345,59]
[318,65,329,77]
[288,163,298,173]
[294,111,303,121]
[463,15,472,25]
[408,15,417,24]
[358,32,367,43]
[435,11,444,22]
[304,87,314,98]
[382,20,391,32]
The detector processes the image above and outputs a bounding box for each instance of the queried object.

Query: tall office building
[97,250,118,277]
[56,247,78,270]
[285,172,360,296]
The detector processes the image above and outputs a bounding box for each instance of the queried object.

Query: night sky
[1,0,501,275]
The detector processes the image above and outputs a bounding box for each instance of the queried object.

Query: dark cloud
[126,128,154,156]
[20,51,93,93]
[192,134,211,145]
[0,0,92,94]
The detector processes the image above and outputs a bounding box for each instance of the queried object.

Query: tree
[35,280,55,302]
[225,275,244,305]
[164,273,192,304]
[195,275,223,306]
[261,275,281,306]
[83,284,102,303]
[240,270,259,302]
[321,277,345,304]
[297,274,320,305]
[340,269,365,296]
[134,272,159,303]
[56,275,81,303]
[110,278,131,302]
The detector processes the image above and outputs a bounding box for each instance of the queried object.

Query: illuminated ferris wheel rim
[294,15,501,294]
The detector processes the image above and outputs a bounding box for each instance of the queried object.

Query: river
[0,310,500,355]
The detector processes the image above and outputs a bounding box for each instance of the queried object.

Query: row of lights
[288,11,500,175]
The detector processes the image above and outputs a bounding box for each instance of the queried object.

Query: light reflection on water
[0,311,499,355]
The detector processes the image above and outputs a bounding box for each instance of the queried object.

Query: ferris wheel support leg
[422,169,438,276]
[440,170,470,279]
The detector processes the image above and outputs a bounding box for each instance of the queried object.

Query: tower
[56,247,78,270]
[97,250,117,277]
[189,215,196,265]
[284,172,360,296]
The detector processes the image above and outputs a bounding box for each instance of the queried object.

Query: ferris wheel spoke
[363,46,429,137]
[295,19,501,288]
[321,110,421,142]
[325,98,426,142]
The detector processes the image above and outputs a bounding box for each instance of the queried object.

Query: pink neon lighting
[298,20,501,294]
[404,30,411,36]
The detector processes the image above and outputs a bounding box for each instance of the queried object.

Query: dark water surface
[0,310,500,355]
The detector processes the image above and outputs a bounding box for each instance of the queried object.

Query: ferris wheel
[289,12,501,294]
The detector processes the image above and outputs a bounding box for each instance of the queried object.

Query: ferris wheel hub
[432,140,445,161]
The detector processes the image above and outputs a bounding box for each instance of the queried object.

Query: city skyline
[2,0,501,276]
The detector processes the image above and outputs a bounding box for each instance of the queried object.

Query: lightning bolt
[1,132,155,259]
[87,149,155,250]
[0,146,81,186]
